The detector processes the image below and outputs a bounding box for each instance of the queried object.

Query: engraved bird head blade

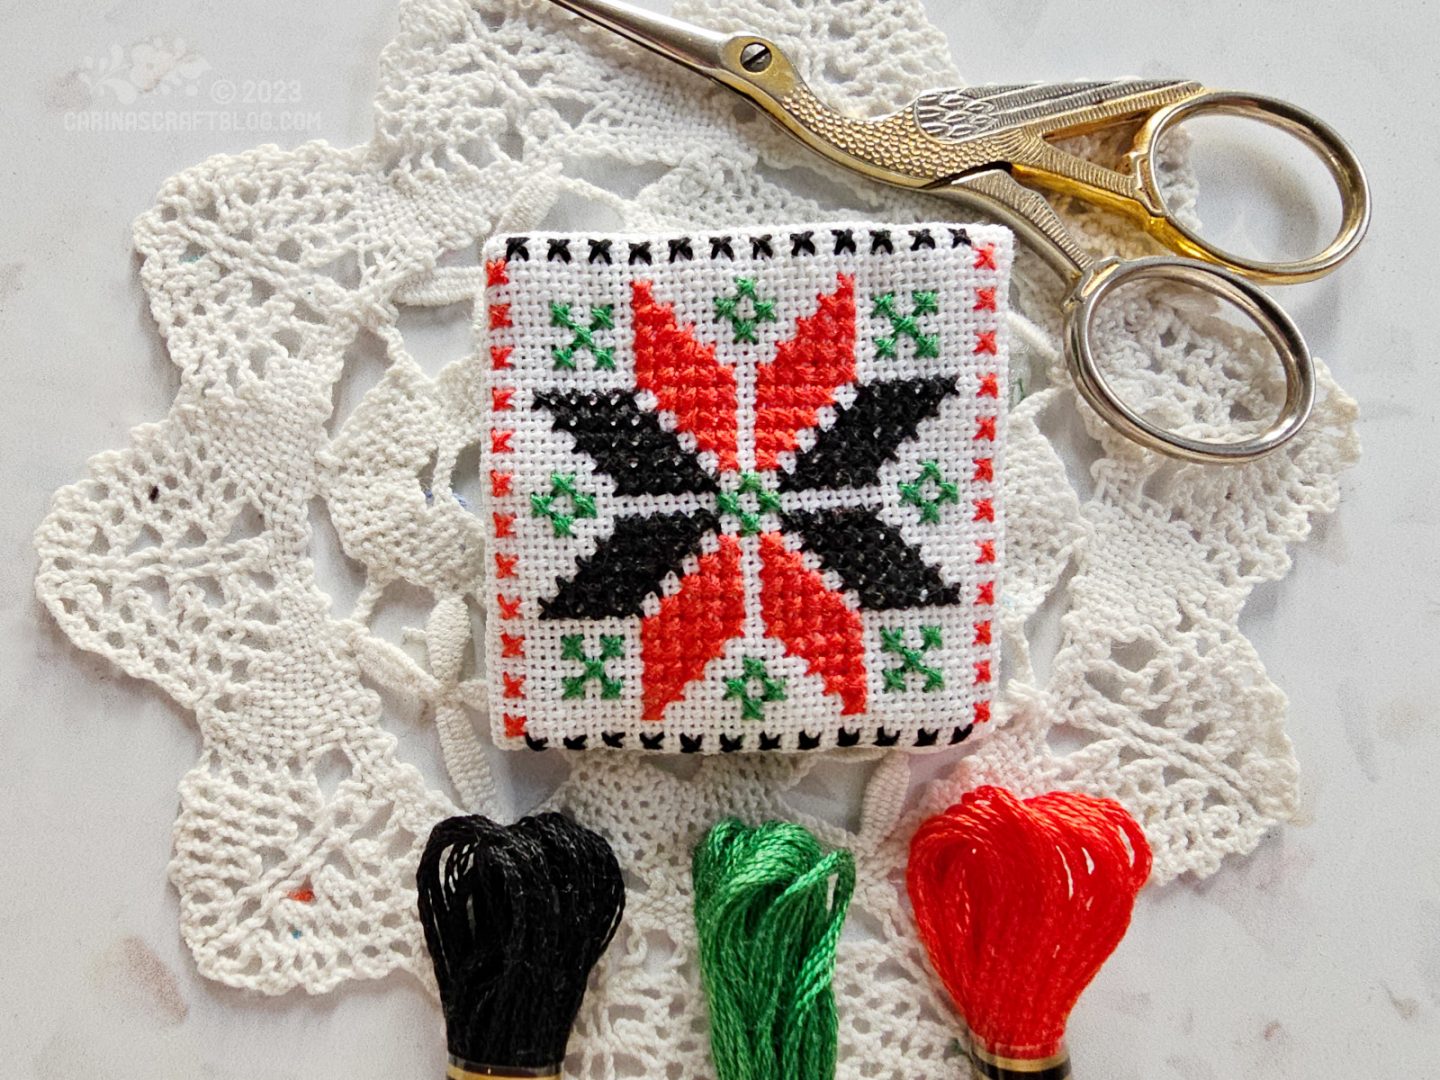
[914,78,1201,142]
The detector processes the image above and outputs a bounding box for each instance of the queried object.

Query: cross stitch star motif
[714,276,778,342]
[898,461,960,523]
[716,472,783,535]
[550,300,615,369]
[724,657,787,720]
[533,272,964,721]
[531,472,597,536]
[881,625,945,692]
[874,290,939,358]
[560,634,625,699]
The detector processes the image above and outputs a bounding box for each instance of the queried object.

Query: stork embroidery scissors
[544,0,1370,464]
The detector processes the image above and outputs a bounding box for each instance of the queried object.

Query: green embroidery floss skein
[692,819,856,1080]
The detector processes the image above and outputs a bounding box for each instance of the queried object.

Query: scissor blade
[546,0,732,75]
[915,79,1198,141]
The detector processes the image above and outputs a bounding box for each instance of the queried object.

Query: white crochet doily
[33,0,1357,1069]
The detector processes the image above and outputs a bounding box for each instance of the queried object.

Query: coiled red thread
[906,786,1151,1066]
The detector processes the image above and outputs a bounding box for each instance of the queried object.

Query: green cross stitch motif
[714,277,778,343]
[561,634,625,700]
[880,625,945,693]
[531,473,597,537]
[551,301,616,370]
[897,460,960,524]
[873,290,940,359]
[716,472,782,536]
[724,657,787,720]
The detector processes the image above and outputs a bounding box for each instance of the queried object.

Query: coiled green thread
[692,819,856,1080]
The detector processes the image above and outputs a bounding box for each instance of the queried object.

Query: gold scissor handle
[1064,256,1315,463]
[934,175,1317,464]
[1018,89,1371,286]
[1131,91,1371,284]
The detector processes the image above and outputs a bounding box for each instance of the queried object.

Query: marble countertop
[1,1,1436,1076]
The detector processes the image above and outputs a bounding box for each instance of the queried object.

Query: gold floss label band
[969,1042,1072,1080]
[446,1058,562,1080]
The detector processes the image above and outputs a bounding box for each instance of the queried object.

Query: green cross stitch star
[897,460,960,523]
[716,472,783,536]
[880,625,945,692]
[561,634,625,700]
[873,290,940,359]
[724,657,788,720]
[531,473,598,537]
[551,301,616,370]
[714,277,778,343]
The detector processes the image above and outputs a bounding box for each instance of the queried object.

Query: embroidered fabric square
[481,222,1011,753]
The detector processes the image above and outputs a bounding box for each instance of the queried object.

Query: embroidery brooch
[482,223,1011,752]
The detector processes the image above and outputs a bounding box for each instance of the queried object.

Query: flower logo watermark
[66,38,322,136]
[79,39,211,104]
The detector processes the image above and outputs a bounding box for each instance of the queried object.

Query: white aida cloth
[481,222,1010,754]
[32,0,1358,1054]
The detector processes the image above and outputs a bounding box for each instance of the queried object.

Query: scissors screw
[739,42,772,72]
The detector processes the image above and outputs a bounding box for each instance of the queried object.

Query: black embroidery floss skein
[417,813,625,1080]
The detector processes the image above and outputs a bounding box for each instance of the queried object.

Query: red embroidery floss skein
[906,786,1152,1080]
[417,814,625,1080]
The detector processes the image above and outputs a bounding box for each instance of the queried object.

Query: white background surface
[2,1,1438,1077]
